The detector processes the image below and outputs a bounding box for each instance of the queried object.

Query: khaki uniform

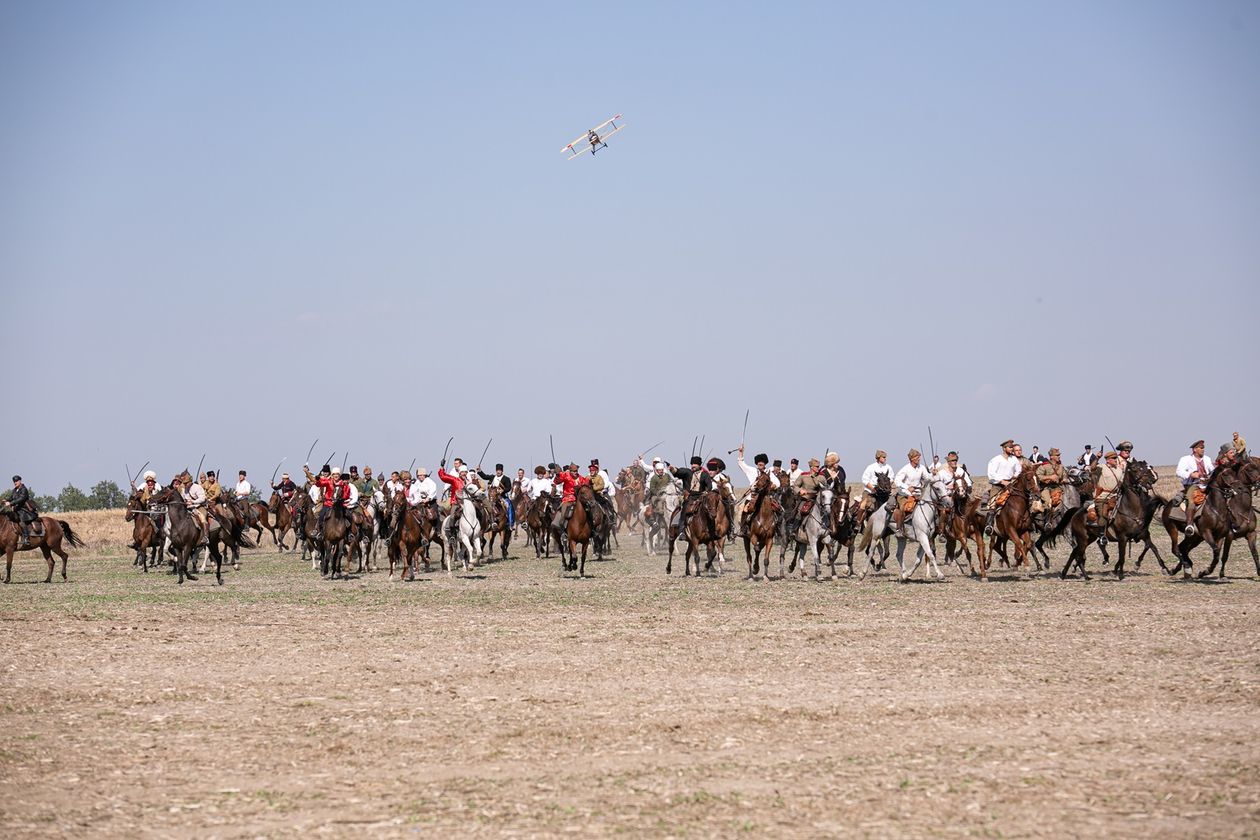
[793,472,825,501]
[202,480,221,502]
[1091,460,1123,520]
[1035,462,1067,510]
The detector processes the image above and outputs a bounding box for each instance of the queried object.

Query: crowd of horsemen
[2,430,1252,580]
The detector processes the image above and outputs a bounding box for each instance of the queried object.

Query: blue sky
[2,0,1257,489]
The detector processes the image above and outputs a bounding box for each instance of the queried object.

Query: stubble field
[2,499,1258,838]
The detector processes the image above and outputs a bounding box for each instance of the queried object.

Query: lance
[304,438,319,466]
[270,458,286,486]
[440,436,454,466]
[478,438,493,470]
[549,434,557,467]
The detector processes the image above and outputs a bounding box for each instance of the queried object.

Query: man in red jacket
[551,462,591,534]
[304,463,347,530]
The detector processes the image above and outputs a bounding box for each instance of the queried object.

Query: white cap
[457,465,468,474]
[332,466,342,476]
[142,470,157,480]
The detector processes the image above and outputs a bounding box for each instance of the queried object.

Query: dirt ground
[2,522,1258,838]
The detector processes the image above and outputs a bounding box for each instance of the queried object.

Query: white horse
[641,480,681,556]
[857,476,947,581]
[447,490,484,573]
[787,486,836,580]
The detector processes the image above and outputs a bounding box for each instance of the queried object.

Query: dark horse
[265,490,297,551]
[1,512,84,584]
[1167,458,1260,579]
[147,486,217,584]
[668,489,725,577]
[527,492,558,559]
[386,489,446,579]
[1059,459,1161,580]
[125,489,164,571]
[556,484,602,578]
[317,497,353,579]
[483,487,513,560]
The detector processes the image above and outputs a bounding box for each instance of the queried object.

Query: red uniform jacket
[552,472,588,504]
[314,475,336,507]
[437,468,465,499]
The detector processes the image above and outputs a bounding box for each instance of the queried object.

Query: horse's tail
[59,520,86,548]
[1036,506,1076,549]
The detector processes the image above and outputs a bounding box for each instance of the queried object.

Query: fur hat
[143,470,157,481]
[495,463,504,471]
[690,456,702,466]
[331,466,342,476]
[707,457,726,472]
[772,459,782,468]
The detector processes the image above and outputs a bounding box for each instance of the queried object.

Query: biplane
[561,114,625,160]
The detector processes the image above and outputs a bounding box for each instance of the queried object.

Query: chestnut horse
[988,464,1040,573]
[557,484,602,577]
[125,490,164,571]
[742,473,780,580]
[1,514,84,584]
[483,487,512,560]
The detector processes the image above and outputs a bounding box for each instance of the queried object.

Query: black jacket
[478,471,512,494]
[670,467,712,496]
[8,484,36,520]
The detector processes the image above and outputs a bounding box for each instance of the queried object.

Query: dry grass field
[3,473,1258,838]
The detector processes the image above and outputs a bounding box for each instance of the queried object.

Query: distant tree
[89,480,127,510]
[57,484,91,512]
[35,495,60,513]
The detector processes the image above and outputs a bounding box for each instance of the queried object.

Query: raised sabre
[270,458,286,486]
[440,436,454,467]
[478,438,493,470]
[728,409,750,454]
[304,438,319,466]
[549,434,557,467]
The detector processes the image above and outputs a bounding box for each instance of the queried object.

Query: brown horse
[988,464,1040,573]
[669,490,724,577]
[315,497,353,579]
[385,490,446,578]
[527,492,558,559]
[147,486,217,584]
[1059,460,1155,580]
[1167,458,1260,579]
[557,484,600,577]
[483,487,512,560]
[615,469,644,533]
[125,490,164,571]
[943,495,987,578]
[266,491,297,551]
[1,514,84,584]
[741,472,780,580]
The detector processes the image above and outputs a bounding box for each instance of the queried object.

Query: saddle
[990,487,1011,509]
[799,498,814,516]
[900,497,917,515]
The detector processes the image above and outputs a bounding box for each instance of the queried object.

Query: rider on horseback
[670,456,713,536]
[6,476,38,548]
[551,463,591,532]
[893,449,932,535]
[478,463,515,528]
[1033,448,1067,516]
[1176,439,1214,535]
[736,446,780,535]
[792,459,825,541]
[984,439,1020,535]
[1089,450,1123,527]
[859,451,893,515]
[303,463,341,530]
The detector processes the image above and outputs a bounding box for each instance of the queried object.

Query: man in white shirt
[788,458,802,484]
[1175,439,1214,534]
[384,471,403,500]
[935,451,972,512]
[735,445,779,535]
[893,449,933,533]
[527,466,554,500]
[985,439,1023,533]
[180,473,208,542]
[859,450,893,514]
[234,470,252,501]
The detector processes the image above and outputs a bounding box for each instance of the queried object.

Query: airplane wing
[560,114,625,159]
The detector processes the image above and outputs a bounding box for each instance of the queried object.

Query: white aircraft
[561,114,625,160]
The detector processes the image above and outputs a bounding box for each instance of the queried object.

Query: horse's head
[148,485,181,506]
[125,490,146,520]
[1015,463,1039,491]
[1127,460,1157,491]
[1238,457,1260,490]
[875,473,892,495]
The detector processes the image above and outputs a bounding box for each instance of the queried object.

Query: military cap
[495,463,504,471]
[772,459,783,468]
[1104,451,1118,459]
[790,458,799,465]
[11,475,20,483]
[690,456,703,466]
[1000,439,1015,448]
[1116,441,1133,451]
[754,453,768,465]
[1191,440,1205,449]
[1047,448,1060,456]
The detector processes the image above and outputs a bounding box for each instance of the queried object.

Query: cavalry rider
[527,465,553,500]
[1176,439,1214,535]
[271,472,298,504]
[892,449,932,534]
[1033,448,1067,516]
[348,466,360,486]
[180,471,209,543]
[821,452,845,487]
[1089,450,1123,527]
[551,462,591,533]
[669,456,713,535]
[736,445,780,534]
[357,466,378,498]
[407,468,441,524]
[303,463,341,530]
[791,458,826,540]
[592,458,617,512]
[132,470,162,502]
[706,457,735,532]
[788,458,802,483]
[385,470,403,499]
[984,439,1022,533]
[586,463,616,522]
[637,457,672,516]
[234,470,251,501]
[1115,441,1134,474]
[6,475,39,548]
[859,450,893,516]
[478,463,515,528]
[1012,444,1032,470]
[1233,431,1247,459]
[202,470,222,503]
[1077,444,1097,467]
[935,451,972,515]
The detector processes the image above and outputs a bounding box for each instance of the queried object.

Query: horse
[201,495,254,575]
[988,464,1041,573]
[741,472,781,580]
[1168,458,1260,579]
[1,511,84,584]
[788,484,838,580]
[943,493,987,579]
[316,496,353,579]
[265,490,297,551]
[483,487,513,560]
[556,484,599,577]
[386,489,447,579]
[125,489,164,571]
[855,474,893,571]
[1099,460,1167,579]
[526,492,558,559]
[350,498,380,573]
[147,486,216,584]
[641,480,680,556]
[823,480,861,577]
[667,489,724,577]
[446,490,484,573]
[615,469,643,533]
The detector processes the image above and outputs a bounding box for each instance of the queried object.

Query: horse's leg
[1247,531,1260,577]
[1197,534,1221,579]
[1114,537,1127,580]
[38,544,54,583]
